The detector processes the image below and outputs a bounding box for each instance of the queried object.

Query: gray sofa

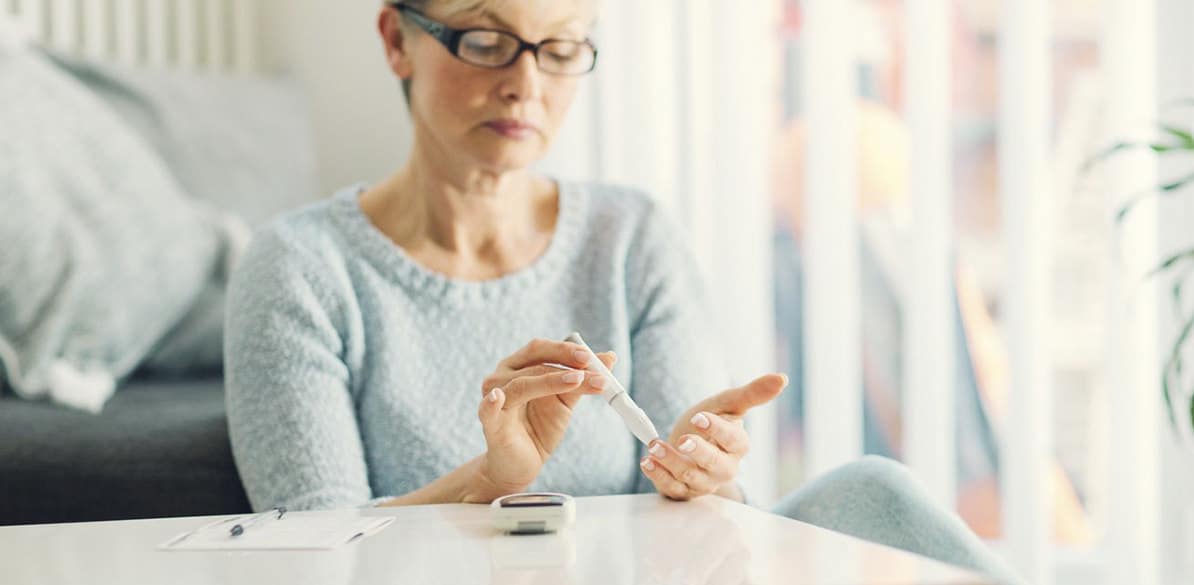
[0,47,317,526]
[0,378,249,525]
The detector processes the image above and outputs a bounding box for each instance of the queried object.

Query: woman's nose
[498,50,544,103]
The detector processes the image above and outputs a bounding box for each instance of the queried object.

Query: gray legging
[770,456,1029,585]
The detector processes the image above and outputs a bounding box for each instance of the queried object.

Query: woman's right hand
[472,338,615,501]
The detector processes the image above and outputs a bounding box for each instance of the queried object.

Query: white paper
[159,514,394,551]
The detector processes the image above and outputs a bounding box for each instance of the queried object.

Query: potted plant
[1088,103,1194,433]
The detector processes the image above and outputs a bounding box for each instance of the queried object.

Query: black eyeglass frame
[389,2,599,75]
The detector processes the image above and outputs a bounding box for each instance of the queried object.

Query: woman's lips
[484,119,537,140]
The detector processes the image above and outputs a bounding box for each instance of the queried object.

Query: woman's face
[387,0,595,175]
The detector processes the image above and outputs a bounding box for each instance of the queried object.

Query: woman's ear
[378,7,414,80]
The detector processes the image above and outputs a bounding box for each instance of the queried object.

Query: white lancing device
[563,332,660,446]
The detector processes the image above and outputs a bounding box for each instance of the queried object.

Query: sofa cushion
[50,51,320,227]
[0,47,230,412]
[0,377,249,526]
[47,51,320,378]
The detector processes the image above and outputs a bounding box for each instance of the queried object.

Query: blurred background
[3,0,1193,584]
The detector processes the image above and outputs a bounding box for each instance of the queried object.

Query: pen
[229,507,286,537]
[560,332,660,446]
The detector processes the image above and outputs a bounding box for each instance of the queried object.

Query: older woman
[225,1,1022,583]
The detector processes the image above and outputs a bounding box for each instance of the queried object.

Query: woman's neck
[359,156,559,281]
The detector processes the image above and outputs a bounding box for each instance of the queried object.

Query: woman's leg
[770,455,1027,585]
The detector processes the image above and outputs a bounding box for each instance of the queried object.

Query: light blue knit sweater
[224,181,727,512]
[224,181,1027,584]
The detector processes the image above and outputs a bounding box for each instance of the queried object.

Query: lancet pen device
[563,332,659,446]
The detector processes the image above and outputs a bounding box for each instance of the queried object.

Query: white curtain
[537,0,781,504]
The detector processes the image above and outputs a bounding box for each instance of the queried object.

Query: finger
[581,351,618,391]
[493,365,598,397]
[504,338,595,371]
[640,456,692,501]
[596,350,617,369]
[501,370,587,409]
[477,387,506,436]
[674,434,737,483]
[701,373,788,417]
[646,440,721,495]
[550,352,617,408]
[554,386,597,409]
[540,356,618,382]
[512,364,609,395]
[539,349,616,373]
[687,412,751,456]
[549,371,609,409]
[587,352,618,391]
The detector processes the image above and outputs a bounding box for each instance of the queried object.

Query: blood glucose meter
[491,492,575,534]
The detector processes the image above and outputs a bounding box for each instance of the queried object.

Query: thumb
[704,373,788,417]
[477,387,506,436]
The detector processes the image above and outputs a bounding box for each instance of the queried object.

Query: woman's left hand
[639,373,787,501]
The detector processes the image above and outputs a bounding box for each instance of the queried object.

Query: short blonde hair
[400,0,494,14]
[394,0,494,103]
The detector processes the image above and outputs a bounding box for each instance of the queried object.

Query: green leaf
[1161,171,1194,192]
[1161,125,1194,149]
[1175,264,1194,312]
[1149,248,1194,278]
[1115,193,1148,222]
[1083,141,1184,172]
[1115,171,1194,222]
[1163,310,1194,430]
[1163,365,1178,428]
[1084,142,1134,172]
[1170,272,1194,427]
[1175,278,1188,322]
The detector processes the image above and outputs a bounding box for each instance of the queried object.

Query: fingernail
[641,457,655,471]
[679,438,696,453]
[691,412,711,429]
[650,443,666,459]
[572,350,590,365]
[588,375,607,389]
[487,388,502,403]
[562,371,584,384]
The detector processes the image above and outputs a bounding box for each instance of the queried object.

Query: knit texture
[225,181,728,512]
[772,456,1028,585]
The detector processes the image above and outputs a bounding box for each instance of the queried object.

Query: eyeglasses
[390,3,598,76]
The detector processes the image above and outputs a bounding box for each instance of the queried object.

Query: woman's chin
[467,144,546,174]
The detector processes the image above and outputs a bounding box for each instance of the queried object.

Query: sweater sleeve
[622,199,732,494]
[224,227,372,512]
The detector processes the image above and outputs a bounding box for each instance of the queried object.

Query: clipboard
[158,511,394,551]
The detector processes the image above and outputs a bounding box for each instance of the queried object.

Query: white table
[0,494,990,584]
